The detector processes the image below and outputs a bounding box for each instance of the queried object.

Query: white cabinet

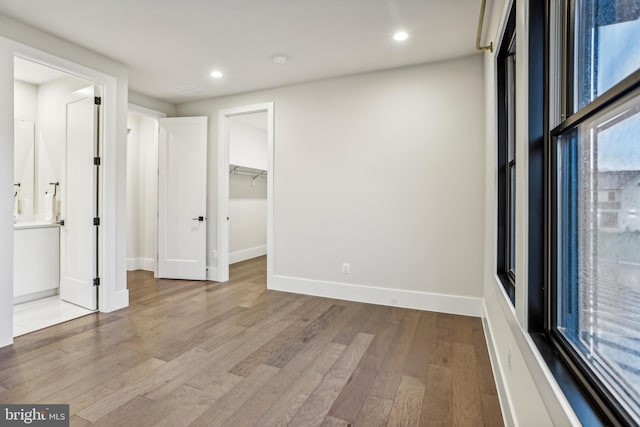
[14,225,60,303]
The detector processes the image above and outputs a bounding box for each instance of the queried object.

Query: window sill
[497,272,515,305]
[531,333,608,426]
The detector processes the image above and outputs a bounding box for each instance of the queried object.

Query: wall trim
[101,289,128,313]
[206,266,219,282]
[269,275,484,317]
[217,102,274,283]
[230,245,266,265]
[482,302,515,427]
[128,102,167,119]
[486,277,581,426]
[126,257,156,272]
[14,289,58,305]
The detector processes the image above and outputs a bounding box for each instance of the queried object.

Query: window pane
[575,0,640,109]
[557,90,640,421]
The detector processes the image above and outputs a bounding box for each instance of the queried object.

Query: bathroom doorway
[13,57,101,336]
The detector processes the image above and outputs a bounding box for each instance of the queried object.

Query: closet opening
[13,57,102,336]
[217,103,274,282]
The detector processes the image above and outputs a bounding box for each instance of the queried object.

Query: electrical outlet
[211,250,217,259]
[342,263,350,275]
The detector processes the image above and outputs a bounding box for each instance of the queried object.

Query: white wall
[229,173,267,263]
[0,12,133,347]
[126,112,158,271]
[481,0,580,425]
[14,80,37,121]
[229,112,268,170]
[178,55,486,315]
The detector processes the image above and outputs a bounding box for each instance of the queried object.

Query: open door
[60,86,100,310]
[157,117,208,280]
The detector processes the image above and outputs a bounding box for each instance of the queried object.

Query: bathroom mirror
[14,119,35,216]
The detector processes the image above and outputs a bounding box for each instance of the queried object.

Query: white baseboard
[268,274,484,317]
[14,288,58,305]
[206,266,219,281]
[481,304,514,427]
[126,257,156,272]
[229,245,267,264]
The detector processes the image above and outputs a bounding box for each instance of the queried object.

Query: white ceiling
[0,0,483,105]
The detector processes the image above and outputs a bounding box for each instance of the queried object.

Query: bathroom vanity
[14,221,60,304]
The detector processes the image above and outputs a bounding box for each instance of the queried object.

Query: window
[548,0,640,423]
[497,4,516,303]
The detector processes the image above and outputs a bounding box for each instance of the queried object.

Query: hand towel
[43,193,55,220]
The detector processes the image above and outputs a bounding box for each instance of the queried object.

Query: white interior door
[60,86,99,310]
[157,117,208,280]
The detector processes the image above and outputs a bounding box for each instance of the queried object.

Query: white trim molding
[126,257,156,272]
[230,245,266,265]
[481,303,514,427]
[269,275,485,317]
[206,266,219,282]
[127,103,167,119]
[101,289,129,313]
[217,102,274,284]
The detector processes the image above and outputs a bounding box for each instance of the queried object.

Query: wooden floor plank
[288,332,374,427]
[370,311,420,399]
[420,364,453,426]
[354,394,394,427]
[328,320,399,422]
[451,343,484,427]
[189,364,279,427]
[255,342,346,427]
[386,375,425,427]
[321,415,353,427]
[1,257,503,427]
[403,311,438,383]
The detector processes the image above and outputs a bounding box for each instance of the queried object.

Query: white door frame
[128,103,167,120]
[217,103,274,282]
[8,44,120,314]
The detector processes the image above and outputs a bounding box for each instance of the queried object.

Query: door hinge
[94,156,101,166]
[94,96,101,105]
[93,277,100,287]
[93,217,100,226]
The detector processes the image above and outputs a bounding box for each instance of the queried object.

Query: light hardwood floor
[0,257,504,426]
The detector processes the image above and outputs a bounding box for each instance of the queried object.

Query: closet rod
[229,168,267,178]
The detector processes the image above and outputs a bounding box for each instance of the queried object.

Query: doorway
[126,109,209,282]
[126,106,163,276]
[12,57,101,336]
[217,103,274,282]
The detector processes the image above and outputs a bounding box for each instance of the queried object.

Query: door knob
[192,216,205,222]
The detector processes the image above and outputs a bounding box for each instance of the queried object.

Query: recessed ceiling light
[210,70,223,78]
[272,54,288,64]
[393,31,409,42]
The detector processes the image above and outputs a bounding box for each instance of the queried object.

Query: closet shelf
[229,164,267,178]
